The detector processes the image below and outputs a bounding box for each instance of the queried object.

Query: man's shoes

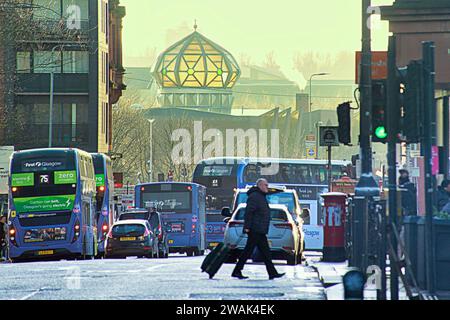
[232,271,249,280]
[269,273,286,280]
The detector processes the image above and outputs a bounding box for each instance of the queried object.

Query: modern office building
[0,0,125,153]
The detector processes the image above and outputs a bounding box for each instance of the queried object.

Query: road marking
[19,287,49,300]
[146,263,180,272]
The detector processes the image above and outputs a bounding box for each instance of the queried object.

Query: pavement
[305,253,410,300]
[0,254,326,300]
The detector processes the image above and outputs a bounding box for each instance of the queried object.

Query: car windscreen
[234,209,288,221]
[119,212,149,221]
[112,224,146,236]
[236,192,295,213]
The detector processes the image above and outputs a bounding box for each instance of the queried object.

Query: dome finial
[194,19,198,31]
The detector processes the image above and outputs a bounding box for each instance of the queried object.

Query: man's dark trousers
[233,231,277,277]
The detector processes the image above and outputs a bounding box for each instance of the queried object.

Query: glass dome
[153,31,241,89]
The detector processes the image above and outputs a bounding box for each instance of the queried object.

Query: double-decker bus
[8,148,97,261]
[193,157,353,250]
[135,182,206,256]
[91,153,115,257]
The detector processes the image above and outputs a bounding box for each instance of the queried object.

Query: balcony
[16,73,89,94]
[14,124,90,150]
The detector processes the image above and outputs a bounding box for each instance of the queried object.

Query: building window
[101,102,107,134]
[16,52,31,73]
[105,52,109,94]
[33,0,61,20]
[34,51,62,73]
[33,0,89,21]
[63,51,89,73]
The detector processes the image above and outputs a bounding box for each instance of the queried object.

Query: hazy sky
[121,0,394,76]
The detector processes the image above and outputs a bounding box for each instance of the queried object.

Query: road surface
[0,254,325,300]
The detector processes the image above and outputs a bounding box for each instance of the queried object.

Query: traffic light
[402,60,424,143]
[372,80,388,143]
[337,102,351,145]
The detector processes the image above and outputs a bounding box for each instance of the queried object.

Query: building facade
[0,0,125,153]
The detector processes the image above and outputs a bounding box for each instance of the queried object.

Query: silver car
[223,204,303,265]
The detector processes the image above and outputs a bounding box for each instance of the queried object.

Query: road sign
[355,51,388,83]
[306,147,317,159]
[320,127,340,147]
[305,134,316,143]
[113,172,124,188]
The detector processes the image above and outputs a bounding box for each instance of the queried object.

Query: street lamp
[147,119,155,182]
[48,45,63,148]
[308,72,330,133]
[315,121,323,159]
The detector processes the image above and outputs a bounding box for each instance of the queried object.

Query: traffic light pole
[354,0,380,278]
[358,0,374,181]
[386,35,399,300]
[422,42,436,294]
[356,0,379,197]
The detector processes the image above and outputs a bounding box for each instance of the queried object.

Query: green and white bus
[8,148,97,261]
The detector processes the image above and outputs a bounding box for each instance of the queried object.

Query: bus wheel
[186,249,193,257]
[193,248,201,256]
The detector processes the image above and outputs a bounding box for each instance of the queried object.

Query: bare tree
[293,50,354,80]
[111,95,151,184]
[262,51,280,71]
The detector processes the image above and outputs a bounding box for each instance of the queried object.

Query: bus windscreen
[141,191,191,213]
[11,152,77,214]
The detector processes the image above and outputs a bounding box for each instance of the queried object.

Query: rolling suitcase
[201,235,245,279]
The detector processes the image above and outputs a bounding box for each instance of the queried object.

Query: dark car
[118,209,169,258]
[118,209,150,221]
[105,220,158,259]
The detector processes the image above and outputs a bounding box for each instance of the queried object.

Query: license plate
[37,250,54,256]
[209,242,219,248]
[168,240,174,244]
[120,237,136,241]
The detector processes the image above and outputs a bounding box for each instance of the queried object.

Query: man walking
[232,178,285,280]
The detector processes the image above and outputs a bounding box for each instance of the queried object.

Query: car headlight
[138,236,145,241]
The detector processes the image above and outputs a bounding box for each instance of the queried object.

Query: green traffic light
[375,126,388,139]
